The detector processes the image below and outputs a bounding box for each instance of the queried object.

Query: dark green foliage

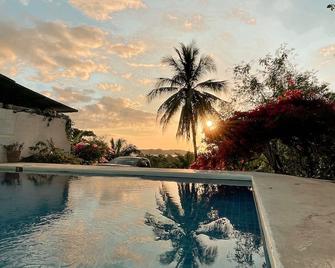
[143,152,194,168]
[3,142,24,152]
[327,4,335,10]
[70,128,96,145]
[110,138,140,157]
[22,139,81,164]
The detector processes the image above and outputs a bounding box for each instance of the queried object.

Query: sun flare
[206,120,214,128]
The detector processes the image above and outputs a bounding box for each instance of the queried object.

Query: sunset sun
[206,120,214,128]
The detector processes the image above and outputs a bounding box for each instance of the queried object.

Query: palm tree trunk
[191,119,198,159]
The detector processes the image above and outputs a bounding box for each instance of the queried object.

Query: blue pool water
[0,172,266,267]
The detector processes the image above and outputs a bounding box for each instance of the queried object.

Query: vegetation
[70,128,96,145]
[192,47,335,179]
[73,138,110,163]
[147,42,226,159]
[143,152,194,168]
[230,46,331,109]
[3,142,24,152]
[22,139,81,164]
[110,138,140,157]
[327,4,335,11]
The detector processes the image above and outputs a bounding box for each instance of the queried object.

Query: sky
[0,0,334,150]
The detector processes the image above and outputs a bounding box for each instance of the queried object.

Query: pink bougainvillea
[191,90,335,174]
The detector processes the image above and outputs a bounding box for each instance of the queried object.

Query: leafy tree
[231,46,330,109]
[70,128,96,145]
[327,4,335,10]
[143,152,194,168]
[192,90,335,179]
[110,138,140,157]
[147,42,227,158]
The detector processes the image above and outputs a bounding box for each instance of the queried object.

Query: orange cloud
[71,96,156,129]
[0,21,147,81]
[97,83,123,92]
[228,8,256,25]
[127,62,162,68]
[164,13,205,31]
[137,78,154,85]
[69,0,146,20]
[320,44,335,57]
[70,96,192,149]
[0,21,108,81]
[43,87,94,105]
[108,41,146,58]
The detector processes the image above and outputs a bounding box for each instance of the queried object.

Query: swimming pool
[0,172,267,267]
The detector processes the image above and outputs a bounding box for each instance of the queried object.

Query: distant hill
[140,149,190,155]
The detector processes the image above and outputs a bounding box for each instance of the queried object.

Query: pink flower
[74,142,88,153]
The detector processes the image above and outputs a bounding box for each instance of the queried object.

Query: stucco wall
[0,108,70,162]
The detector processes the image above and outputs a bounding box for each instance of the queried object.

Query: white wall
[0,108,71,162]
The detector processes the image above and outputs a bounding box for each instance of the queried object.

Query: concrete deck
[0,163,334,268]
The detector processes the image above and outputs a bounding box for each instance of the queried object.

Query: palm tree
[144,183,233,267]
[145,183,264,267]
[110,138,140,157]
[147,42,226,158]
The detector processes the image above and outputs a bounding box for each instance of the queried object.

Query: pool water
[0,172,266,267]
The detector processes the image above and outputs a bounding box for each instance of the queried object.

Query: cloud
[97,82,123,92]
[0,21,108,81]
[164,13,205,31]
[0,21,147,81]
[69,0,146,20]
[228,8,256,25]
[121,72,133,79]
[70,96,192,149]
[137,78,154,85]
[108,41,146,58]
[127,62,162,68]
[19,0,30,5]
[320,44,335,57]
[71,96,156,130]
[43,87,93,105]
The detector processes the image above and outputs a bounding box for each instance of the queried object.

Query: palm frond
[157,90,185,128]
[161,56,184,74]
[196,79,227,93]
[155,77,183,88]
[192,55,216,81]
[192,90,221,119]
[147,86,179,101]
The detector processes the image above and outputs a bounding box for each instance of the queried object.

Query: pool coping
[0,163,334,268]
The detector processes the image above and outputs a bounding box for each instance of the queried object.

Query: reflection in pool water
[0,173,266,267]
[145,183,265,267]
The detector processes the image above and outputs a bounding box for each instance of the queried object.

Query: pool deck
[0,163,334,268]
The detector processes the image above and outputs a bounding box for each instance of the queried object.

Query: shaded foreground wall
[0,108,70,162]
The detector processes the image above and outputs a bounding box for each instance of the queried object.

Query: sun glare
[206,120,214,128]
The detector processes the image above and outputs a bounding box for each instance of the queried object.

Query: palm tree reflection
[145,183,264,267]
[1,172,21,185]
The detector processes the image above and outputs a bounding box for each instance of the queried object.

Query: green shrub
[22,140,81,164]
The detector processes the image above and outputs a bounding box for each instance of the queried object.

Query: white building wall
[0,108,70,162]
